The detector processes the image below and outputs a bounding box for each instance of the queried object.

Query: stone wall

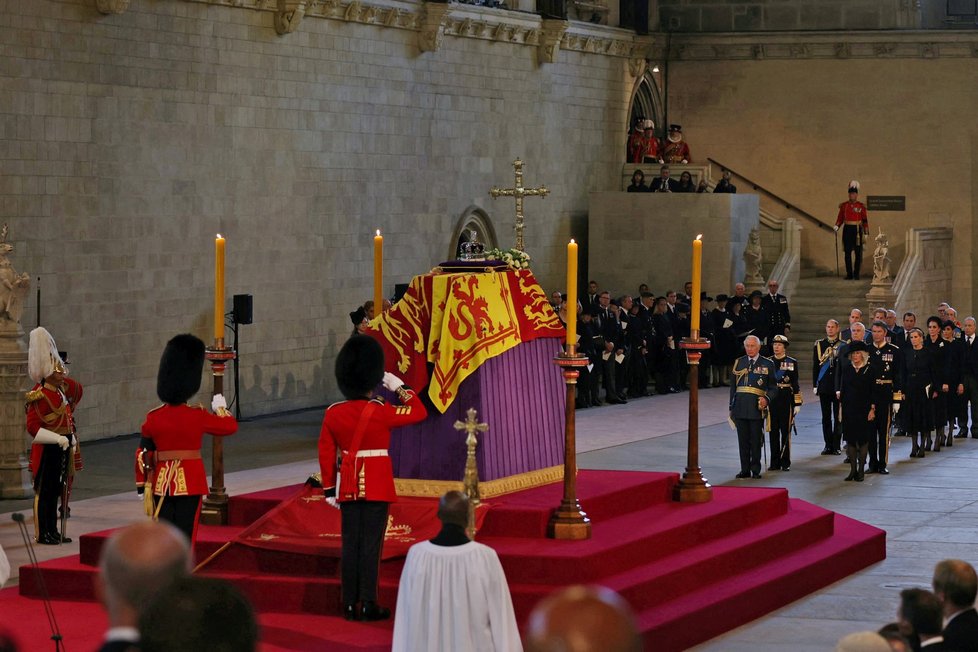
[2,0,637,438]
[587,192,759,295]
[655,0,919,32]
[664,32,977,316]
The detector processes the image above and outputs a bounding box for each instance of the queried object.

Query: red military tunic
[628,130,645,164]
[319,392,427,503]
[140,403,238,497]
[644,133,660,162]
[835,200,869,232]
[25,377,83,480]
[662,139,690,164]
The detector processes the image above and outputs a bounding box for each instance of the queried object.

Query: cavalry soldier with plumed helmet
[25,327,82,545]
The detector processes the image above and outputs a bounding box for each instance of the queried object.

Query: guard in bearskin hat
[26,327,83,545]
[319,335,427,622]
[136,334,237,543]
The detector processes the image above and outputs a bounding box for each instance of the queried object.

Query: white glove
[212,393,228,413]
[793,406,801,416]
[382,372,405,392]
[812,387,818,395]
[833,225,840,232]
[33,428,70,450]
[325,496,340,510]
[892,403,900,415]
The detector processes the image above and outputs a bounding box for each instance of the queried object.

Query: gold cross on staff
[454,407,489,449]
[489,158,549,253]
[454,408,488,533]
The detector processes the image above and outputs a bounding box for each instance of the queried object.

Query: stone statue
[743,228,763,283]
[0,224,31,329]
[872,229,891,283]
[0,222,32,498]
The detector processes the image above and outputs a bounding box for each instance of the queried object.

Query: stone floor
[2,387,975,651]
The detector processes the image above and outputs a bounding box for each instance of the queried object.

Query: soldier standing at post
[834,180,870,280]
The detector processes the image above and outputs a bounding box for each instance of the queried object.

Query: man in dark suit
[900,588,957,651]
[958,317,978,439]
[648,165,679,192]
[729,335,778,479]
[595,291,628,404]
[96,521,191,652]
[933,559,978,651]
[761,279,791,339]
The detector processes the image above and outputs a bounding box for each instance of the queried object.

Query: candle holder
[673,332,713,503]
[548,346,591,540]
[200,341,237,526]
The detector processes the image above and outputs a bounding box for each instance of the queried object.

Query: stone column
[0,318,30,498]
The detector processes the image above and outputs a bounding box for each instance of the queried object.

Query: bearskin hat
[335,335,384,400]
[28,327,64,383]
[156,334,205,405]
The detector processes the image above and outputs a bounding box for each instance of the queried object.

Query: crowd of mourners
[550,279,789,408]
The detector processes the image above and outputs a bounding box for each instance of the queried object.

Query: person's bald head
[437,490,469,529]
[97,520,191,626]
[525,585,641,652]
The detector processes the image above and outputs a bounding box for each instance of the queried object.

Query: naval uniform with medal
[768,335,801,472]
[867,338,903,474]
[729,341,778,479]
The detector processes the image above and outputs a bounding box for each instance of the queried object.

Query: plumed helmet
[156,334,205,405]
[848,180,860,194]
[28,327,65,383]
[335,335,385,400]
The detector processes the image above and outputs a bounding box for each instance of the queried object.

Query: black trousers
[963,375,978,435]
[735,417,763,475]
[842,225,863,278]
[156,495,202,544]
[869,402,893,470]
[340,501,389,605]
[33,444,66,541]
[819,392,841,450]
[768,395,792,469]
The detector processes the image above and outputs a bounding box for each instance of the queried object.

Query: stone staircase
[789,274,873,355]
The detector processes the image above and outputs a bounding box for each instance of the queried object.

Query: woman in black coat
[901,328,936,458]
[839,341,887,482]
[924,316,951,451]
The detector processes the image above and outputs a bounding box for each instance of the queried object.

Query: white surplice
[392,540,523,652]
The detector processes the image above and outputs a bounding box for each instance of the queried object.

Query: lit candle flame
[696,234,702,240]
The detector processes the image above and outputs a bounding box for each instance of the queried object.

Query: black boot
[844,445,857,481]
[924,432,933,452]
[935,427,944,452]
[360,601,391,621]
[343,603,359,621]
[910,433,920,458]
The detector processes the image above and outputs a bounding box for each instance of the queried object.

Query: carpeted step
[477,470,676,538]
[18,554,95,601]
[484,486,789,584]
[229,484,306,527]
[601,498,835,611]
[79,523,245,567]
[634,512,885,650]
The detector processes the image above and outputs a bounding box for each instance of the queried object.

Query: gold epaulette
[25,388,44,403]
[370,396,386,405]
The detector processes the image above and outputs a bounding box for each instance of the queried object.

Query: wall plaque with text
[867,196,905,211]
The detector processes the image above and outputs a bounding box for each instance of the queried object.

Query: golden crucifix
[454,407,489,538]
[489,158,549,253]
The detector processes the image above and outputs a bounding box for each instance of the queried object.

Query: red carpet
[11,470,885,650]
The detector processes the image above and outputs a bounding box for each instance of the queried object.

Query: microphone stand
[11,513,65,651]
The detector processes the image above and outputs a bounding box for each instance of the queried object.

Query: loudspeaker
[233,294,253,325]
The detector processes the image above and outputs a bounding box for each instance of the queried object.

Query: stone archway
[448,206,498,260]
[627,67,665,143]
